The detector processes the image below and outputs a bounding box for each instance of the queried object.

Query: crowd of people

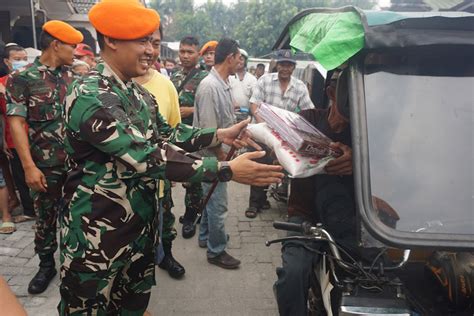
[0,0,356,315]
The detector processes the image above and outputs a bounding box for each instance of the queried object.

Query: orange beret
[89,0,160,40]
[200,41,218,56]
[42,20,83,45]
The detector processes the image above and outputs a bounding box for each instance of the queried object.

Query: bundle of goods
[247,104,341,178]
[247,123,329,178]
[257,103,341,157]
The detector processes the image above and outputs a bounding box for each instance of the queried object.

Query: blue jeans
[198,182,228,258]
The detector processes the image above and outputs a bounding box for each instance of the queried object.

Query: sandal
[13,215,36,223]
[0,222,16,234]
[245,206,258,219]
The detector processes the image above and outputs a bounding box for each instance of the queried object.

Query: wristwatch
[217,161,233,182]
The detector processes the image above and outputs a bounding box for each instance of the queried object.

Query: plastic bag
[247,123,333,178]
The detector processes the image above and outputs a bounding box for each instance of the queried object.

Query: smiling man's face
[114,35,154,79]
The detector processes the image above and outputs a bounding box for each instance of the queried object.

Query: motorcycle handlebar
[273,221,305,233]
[269,221,411,272]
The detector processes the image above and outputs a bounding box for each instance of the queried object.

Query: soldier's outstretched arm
[229,151,284,186]
[66,92,283,186]
[155,104,256,153]
[65,91,220,183]
[215,118,261,150]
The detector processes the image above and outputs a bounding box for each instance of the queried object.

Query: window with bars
[69,0,98,14]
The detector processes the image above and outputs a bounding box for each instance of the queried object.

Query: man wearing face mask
[5,21,83,295]
[2,43,29,72]
[0,44,35,229]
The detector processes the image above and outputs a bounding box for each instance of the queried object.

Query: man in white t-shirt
[229,49,257,113]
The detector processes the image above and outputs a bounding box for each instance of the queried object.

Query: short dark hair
[96,31,105,50]
[214,38,239,65]
[159,25,163,40]
[256,63,265,69]
[165,58,175,64]
[39,31,56,51]
[180,36,199,47]
[3,44,25,59]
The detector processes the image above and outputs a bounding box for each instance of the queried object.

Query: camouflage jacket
[61,62,220,272]
[170,67,208,125]
[6,57,73,169]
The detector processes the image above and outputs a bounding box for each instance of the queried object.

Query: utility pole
[29,0,37,49]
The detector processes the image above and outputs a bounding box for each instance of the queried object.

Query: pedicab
[266,6,474,315]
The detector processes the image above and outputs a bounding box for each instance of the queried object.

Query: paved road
[0,182,287,315]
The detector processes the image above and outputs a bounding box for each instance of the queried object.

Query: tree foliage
[149,0,376,57]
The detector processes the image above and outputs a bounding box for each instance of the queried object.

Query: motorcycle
[267,220,474,315]
[267,221,412,316]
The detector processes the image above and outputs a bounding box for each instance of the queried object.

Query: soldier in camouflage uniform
[59,1,283,314]
[170,36,209,239]
[200,40,218,71]
[6,21,83,295]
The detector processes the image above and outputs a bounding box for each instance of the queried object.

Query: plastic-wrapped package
[257,103,341,157]
[247,123,333,178]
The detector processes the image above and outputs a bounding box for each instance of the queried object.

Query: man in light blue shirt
[193,38,242,269]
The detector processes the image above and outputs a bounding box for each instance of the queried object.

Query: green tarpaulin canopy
[286,8,474,70]
[289,11,363,71]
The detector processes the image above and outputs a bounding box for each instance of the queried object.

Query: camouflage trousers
[182,182,203,222]
[32,167,66,257]
[160,179,177,243]
[58,249,155,315]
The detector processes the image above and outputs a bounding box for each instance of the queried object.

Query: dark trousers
[248,144,272,208]
[182,182,203,223]
[275,176,358,315]
[274,216,320,316]
[249,185,268,208]
[160,179,177,243]
[9,149,35,216]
